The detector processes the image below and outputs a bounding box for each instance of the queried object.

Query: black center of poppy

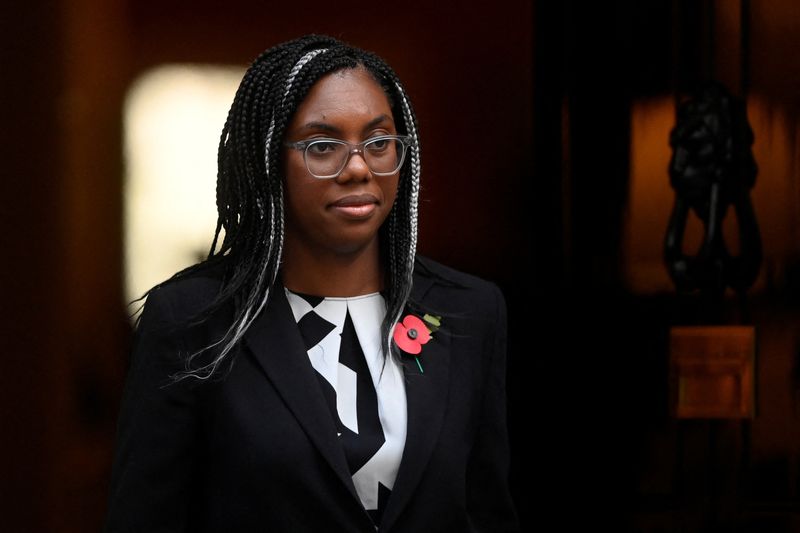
[407,328,418,340]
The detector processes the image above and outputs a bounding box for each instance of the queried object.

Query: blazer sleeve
[465,283,520,532]
[105,289,201,533]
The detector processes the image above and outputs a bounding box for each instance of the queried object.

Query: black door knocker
[664,81,762,297]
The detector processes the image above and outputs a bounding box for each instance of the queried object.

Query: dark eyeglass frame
[284,134,411,179]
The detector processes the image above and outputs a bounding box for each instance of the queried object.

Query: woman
[106,34,518,532]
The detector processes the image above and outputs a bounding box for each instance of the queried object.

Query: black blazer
[105,256,518,532]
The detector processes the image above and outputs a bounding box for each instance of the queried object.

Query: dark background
[3,1,800,531]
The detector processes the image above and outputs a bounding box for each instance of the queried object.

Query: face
[283,68,400,257]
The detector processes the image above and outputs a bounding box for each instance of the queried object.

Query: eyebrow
[298,114,394,135]
[298,121,340,134]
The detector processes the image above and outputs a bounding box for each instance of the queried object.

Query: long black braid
[146,35,421,379]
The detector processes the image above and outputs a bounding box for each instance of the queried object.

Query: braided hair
[153,35,421,379]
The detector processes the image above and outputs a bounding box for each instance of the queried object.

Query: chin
[324,231,381,257]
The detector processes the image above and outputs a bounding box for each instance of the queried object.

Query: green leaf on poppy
[422,313,441,333]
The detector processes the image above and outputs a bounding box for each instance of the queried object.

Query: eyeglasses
[285,135,411,179]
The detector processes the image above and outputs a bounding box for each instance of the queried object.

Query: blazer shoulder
[146,261,226,311]
[415,255,501,293]
[413,255,505,314]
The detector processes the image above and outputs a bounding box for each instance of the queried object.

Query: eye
[307,140,340,155]
[366,137,391,153]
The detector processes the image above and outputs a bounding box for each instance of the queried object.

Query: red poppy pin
[393,313,441,373]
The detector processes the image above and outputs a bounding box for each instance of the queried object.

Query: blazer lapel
[381,273,451,531]
[243,286,361,503]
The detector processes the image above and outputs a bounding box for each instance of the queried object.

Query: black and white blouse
[285,288,407,525]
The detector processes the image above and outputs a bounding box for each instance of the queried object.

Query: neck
[281,239,384,297]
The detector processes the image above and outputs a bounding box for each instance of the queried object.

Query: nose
[335,148,372,183]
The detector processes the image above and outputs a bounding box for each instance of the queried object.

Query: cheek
[284,157,322,215]
[284,153,304,188]
[383,176,400,208]
[286,180,326,219]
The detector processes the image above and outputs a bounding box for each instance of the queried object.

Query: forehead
[289,68,393,131]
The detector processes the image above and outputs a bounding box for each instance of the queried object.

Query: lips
[329,193,379,219]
